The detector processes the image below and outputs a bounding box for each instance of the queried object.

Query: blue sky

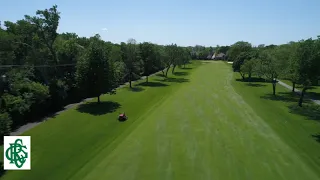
[1,0,320,47]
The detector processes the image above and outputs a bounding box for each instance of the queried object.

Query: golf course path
[68,62,319,180]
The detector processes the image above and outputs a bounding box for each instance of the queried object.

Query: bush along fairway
[1,61,320,180]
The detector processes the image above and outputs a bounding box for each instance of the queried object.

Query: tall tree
[25,5,60,65]
[124,38,141,88]
[259,49,280,95]
[227,41,252,62]
[295,38,320,106]
[164,44,179,76]
[155,46,168,76]
[181,48,191,68]
[232,49,258,79]
[172,47,184,73]
[277,42,299,92]
[240,59,256,81]
[75,34,114,103]
[4,20,39,65]
[139,42,156,83]
[0,27,16,66]
[109,45,125,85]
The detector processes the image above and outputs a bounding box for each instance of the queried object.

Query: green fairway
[2,61,320,180]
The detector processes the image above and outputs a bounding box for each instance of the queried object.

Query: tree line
[0,5,192,141]
[229,40,320,106]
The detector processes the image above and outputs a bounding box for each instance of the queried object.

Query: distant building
[212,52,226,60]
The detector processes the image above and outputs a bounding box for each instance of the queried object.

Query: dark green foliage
[164,44,180,75]
[240,59,256,80]
[2,68,50,127]
[139,42,156,82]
[48,78,68,110]
[232,51,251,72]
[108,45,125,86]
[227,41,252,62]
[215,45,230,54]
[25,5,60,64]
[123,38,142,88]
[75,35,115,103]
[0,112,12,142]
[293,38,320,106]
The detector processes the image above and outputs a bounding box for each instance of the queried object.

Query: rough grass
[1,61,320,180]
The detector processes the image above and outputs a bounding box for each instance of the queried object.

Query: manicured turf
[1,61,320,180]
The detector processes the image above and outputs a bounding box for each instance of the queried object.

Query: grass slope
[2,61,320,180]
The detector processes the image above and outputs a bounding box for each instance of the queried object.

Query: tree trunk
[165,66,170,77]
[298,87,307,107]
[292,82,296,92]
[129,72,132,88]
[248,73,252,82]
[239,72,245,80]
[161,69,165,76]
[0,97,4,110]
[146,76,148,83]
[50,47,58,64]
[172,65,176,74]
[49,46,60,78]
[97,95,100,103]
[272,80,276,96]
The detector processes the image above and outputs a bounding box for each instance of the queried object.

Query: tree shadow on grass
[307,86,317,90]
[0,162,6,178]
[260,92,305,103]
[306,91,320,100]
[156,74,166,77]
[136,81,168,87]
[312,134,320,143]
[181,67,193,70]
[157,77,189,83]
[0,171,5,179]
[288,103,320,122]
[126,86,145,92]
[201,61,211,64]
[245,83,267,87]
[261,91,320,121]
[173,71,189,76]
[260,89,320,144]
[236,77,269,83]
[77,101,121,116]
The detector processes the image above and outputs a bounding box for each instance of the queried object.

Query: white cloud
[101,28,108,31]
